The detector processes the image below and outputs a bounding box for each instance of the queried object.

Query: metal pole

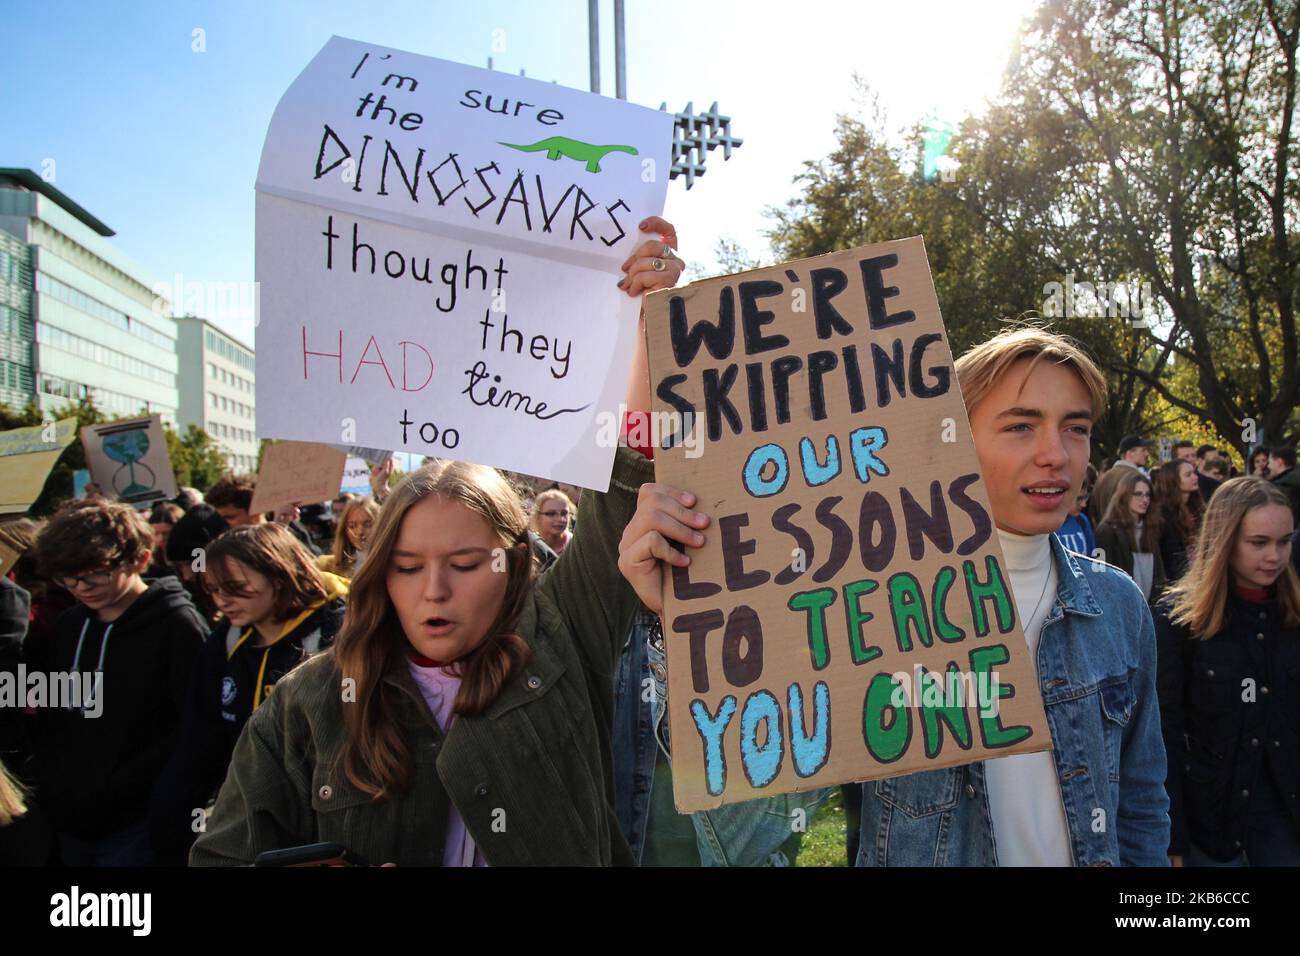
[588,0,600,93]
[614,0,626,99]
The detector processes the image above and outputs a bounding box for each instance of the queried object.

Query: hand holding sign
[619,216,685,298]
[617,483,710,612]
[369,458,395,502]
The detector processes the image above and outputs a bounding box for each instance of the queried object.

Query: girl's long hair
[330,497,380,576]
[1154,460,1203,547]
[0,758,27,826]
[529,488,575,537]
[333,460,535,800]
[203,524,329,621]
[1165,477,1300,639]
[1100,470,1161,552]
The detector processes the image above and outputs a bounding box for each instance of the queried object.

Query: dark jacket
[1272,467,1300,524]
[1094,520,1167,603]
[1158,521,1192,583]
[175,574,348,807]
[190,447,654,867]
[1154,592,1300,859]
[0,577,31,759]
[284,519,322,556]
[33,577,207,841]
[1197,471,1222,504]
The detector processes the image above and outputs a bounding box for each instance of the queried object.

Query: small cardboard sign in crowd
[248,441,348,515]
[81,415,178,508]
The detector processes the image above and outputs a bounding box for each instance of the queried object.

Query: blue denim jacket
[613,608,830,865]
[856,535,1171,866]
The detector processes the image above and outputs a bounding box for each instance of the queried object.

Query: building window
[37,324,173,386]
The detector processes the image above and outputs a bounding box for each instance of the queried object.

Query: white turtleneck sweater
[983,529,1072,866]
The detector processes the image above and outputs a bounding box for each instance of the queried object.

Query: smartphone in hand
[253,842,370,867]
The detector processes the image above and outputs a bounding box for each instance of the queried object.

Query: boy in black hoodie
[31,499,207,866]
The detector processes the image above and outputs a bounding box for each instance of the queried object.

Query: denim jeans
[612,607,830,865]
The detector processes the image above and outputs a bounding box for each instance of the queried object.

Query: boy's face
[60,554,149,611]
[215,505,260,527]
[967,358,1093,535]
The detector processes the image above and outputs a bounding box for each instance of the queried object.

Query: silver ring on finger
[651,258,666,272]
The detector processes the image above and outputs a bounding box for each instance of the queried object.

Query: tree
[166,423,228,491]
[766,1,1300,460]
[1002,0,1300,453]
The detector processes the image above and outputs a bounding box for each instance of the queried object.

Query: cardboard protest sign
[248,441,348,515]
[643,237,1051,811]
[256,36,673,490]
[0,418,78,514]
[340,455,373,495]
[81,416,178,508]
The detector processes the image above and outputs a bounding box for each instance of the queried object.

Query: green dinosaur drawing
[499,136,638,173]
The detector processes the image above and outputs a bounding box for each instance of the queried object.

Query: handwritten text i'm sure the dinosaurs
[313,55,640,249]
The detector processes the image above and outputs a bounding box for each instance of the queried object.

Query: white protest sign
[340,456,373,495]
[256,36,673,490]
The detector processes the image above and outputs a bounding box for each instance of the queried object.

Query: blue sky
[3,0,1036,346]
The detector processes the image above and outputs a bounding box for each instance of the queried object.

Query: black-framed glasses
[201,580,260,599]
[55,565,120,591]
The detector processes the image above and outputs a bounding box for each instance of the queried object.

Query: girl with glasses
[1095,470,1167,603]
[530,488,575,555]
[163,523,348,862]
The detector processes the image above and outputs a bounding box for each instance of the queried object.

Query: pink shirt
[407,659,487,867]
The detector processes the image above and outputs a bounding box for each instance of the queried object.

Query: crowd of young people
[1,216,1297,868]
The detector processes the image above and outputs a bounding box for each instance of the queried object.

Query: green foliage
[765,0,1300,460]
[171,424,229,491]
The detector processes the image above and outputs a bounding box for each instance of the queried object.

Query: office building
[175,316,258,472]
[0,168,179,423]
